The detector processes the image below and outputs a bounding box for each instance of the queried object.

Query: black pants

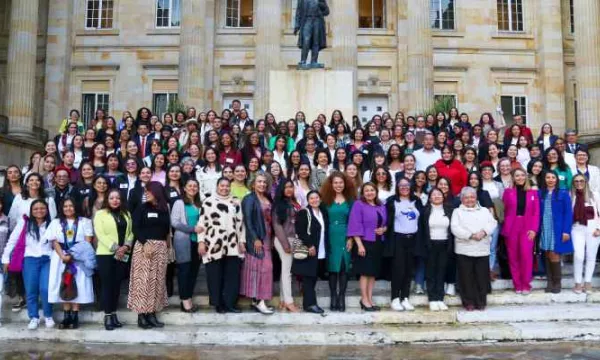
[300,18,321,64]
[445,252,457,284]
[166,262,176,297]
[457,254,489,308]
[391,233,416,300]
[177,242,201,300]
[96,255,129,314]
[426,241,449,301]
[205,257,241,308]
[302,275,318,309]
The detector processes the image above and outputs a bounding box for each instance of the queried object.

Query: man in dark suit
[565,129,588,154]
[133,123,152,158]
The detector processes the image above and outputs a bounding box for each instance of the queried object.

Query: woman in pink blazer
[502,168,540,294]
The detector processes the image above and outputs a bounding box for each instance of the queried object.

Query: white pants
[274,238,294,304]
[572,223,600,284]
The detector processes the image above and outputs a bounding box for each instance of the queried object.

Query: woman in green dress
[320,171,356,312]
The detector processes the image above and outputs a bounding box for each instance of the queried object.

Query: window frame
[85,0,114,30]
[569,0,574,34]
[430,0,456,31]
[155,0,181,29]
[358,0,386,29]
[434,94,459,109]
[497,0,524,33]
[82,92,110,127]
[225,0,254,29]
[152,92,179,118]
[500,95,528,125]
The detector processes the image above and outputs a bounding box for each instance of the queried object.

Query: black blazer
[292,207,329,277]
[415,204,455,258]
[127,182,145,215]
[241,193,268,258]
[133,134,153,157]
[565,142,588,154]
[383,195,424,257]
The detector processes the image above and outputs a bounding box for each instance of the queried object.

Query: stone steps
[1,319,600,345]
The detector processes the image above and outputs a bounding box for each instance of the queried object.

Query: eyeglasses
[376,172,387,176]
[574,180,586,183]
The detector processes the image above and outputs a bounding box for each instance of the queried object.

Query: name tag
[148,213,158,218]
[559,175,565,181]
[226,158,234,164]
[119,184,128,189]
[170,191,178,197]
[362,150,369,154]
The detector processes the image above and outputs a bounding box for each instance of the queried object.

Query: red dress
[434,159,468,196]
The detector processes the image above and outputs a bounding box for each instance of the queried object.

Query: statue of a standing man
[294,0,329,70]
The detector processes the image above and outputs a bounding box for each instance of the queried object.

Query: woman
[197,147,222,200]
[71,135,85,169]
[272,180,301,313]
[420,188,453,311]
[43,198,94,329]
[501,168,540,294]
[320,172,355,312]
[544,147,573,190]
[128,182,171,328]
[571,174,600,293]
[240,174,274,314]
[345,163,363,195]
[385,177,422,312]
[89,143,107,174]
[528,159,545,190]
[495,158,514,188]
[231,164,251,200]
[165,164,183,207]
[574,149,600,193]
[371,165,394,203]
[82,175,109,219]
[171,179,203,313]
[462,148,479,173]
[425,165,439,193]
[434,146,467,196]
[104,153,124,186]
[2,200,53,330]
[363,152,387,185]
[310,148,333,191]
[294,163,313,209]
[143,140,163,167]
[268,162,284,199]
[396,154,417,182]
[387,144,404,180]
[539,171,574,294]
[347,183,387,312]
[94,189,133,330]
[537,123,558,151]
[293,191,329,314]
[480,161,505,278]
[241,132,264,166]
[9,173,57,231]
[1,165,23,216]
[333,148,348,172]
[451,187,498,311]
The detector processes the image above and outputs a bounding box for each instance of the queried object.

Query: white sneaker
[45,317,55,328]
[429,301,440,311]
[401,298,415,311]
[27,318,39,330]
[255,300,274,315]
[390,297,404,311]
[415,284,425,295]
[445,284,456,296]
[437,301,449,311]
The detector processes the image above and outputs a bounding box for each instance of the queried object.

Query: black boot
[104,314,115,331]
[58,310,72,330]
[146,313,165,328]
[137,314,152,329]
[111,313,123,328]
[338,271,348,312]
[328,273,338,311]
[70,311,79,329]
[544,256,553,293]
[551,261,562,294]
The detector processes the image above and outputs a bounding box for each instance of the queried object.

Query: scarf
[573,189,588,225]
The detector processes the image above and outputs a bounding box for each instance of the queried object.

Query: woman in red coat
[434,145,468,196]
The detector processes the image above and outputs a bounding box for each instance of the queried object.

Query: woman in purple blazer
[347,182,387,312]
[502,168,540,294]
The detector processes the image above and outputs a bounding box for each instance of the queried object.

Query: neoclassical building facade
[0,0,599,165]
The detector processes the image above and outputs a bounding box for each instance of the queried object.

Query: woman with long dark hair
[129,182,171,328]
[8,173,57,231]
[544,147,573,190]
[197,147,222,200]
[94,189,133,330]
[82,175,109,218]
[1,165,23,216]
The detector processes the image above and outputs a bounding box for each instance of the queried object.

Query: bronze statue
[294,0,329,70]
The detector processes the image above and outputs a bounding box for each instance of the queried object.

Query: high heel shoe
[359,300,376,312]
[180,302,196,313]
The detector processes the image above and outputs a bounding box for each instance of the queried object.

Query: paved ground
[2,341,600,359]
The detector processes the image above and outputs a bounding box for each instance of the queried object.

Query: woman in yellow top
[93,189,134,331]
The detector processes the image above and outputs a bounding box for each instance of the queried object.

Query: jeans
[414,257,426,288]
[22,256,52,320]
[489,226,500,271]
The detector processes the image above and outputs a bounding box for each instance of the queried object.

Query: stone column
[407,0,433,114]
[178,0,206,111]
[330,0,358,119]
[5,0,39,138]
[574,0,600,136]
[43,0,73,133]
[535,0,566,134]
[254,0,282,117]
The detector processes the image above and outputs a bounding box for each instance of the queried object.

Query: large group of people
[0,102,598,331]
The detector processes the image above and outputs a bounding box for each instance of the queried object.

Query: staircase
[2,267,600,345]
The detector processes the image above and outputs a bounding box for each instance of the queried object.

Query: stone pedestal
[269,70,353,124]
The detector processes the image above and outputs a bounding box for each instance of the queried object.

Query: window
[500,95,527,126]
[430,0,455,30]
[359,0,385,29]
[223,96,254,119]
[434,94,458,108]
[153,93,179,118]
[573,83,578,132]
[85,0,114,29]
[0,0,10,33]
[497,0,523,32]
[82,93,110,127]
[156,0,180,28]
[569,0,574,33]
[358,96,388,125]
[226,0,253,28]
